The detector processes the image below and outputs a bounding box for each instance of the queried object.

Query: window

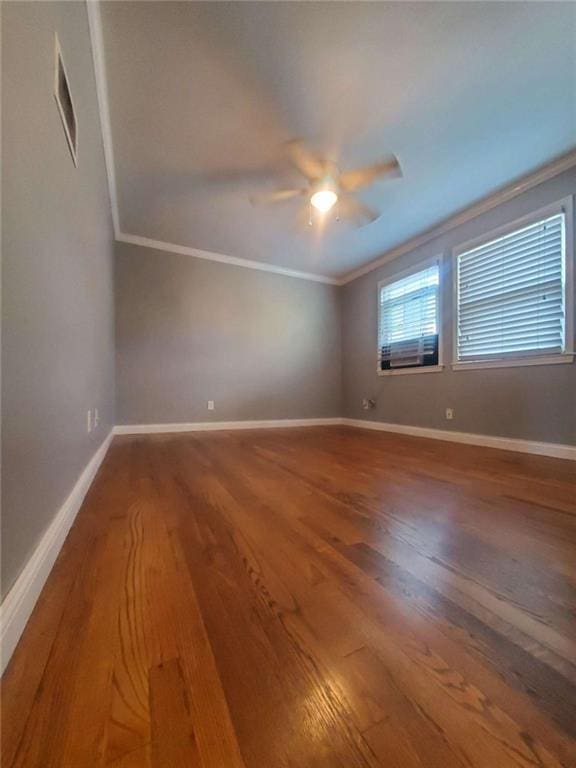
[378,260,441,374]
[454,201,573,368]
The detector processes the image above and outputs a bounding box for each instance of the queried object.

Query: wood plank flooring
[2,426,576,767]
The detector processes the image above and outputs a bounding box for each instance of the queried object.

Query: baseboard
[0,430,114,675]
[113,418,575,459]
[114,417,344,435]
[342,418,576,460]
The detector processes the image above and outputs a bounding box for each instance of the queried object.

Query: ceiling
[99,1,576,280]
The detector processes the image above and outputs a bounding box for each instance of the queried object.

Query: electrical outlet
[86,409,92,433]
[207,400,215,411]
[445,408,454,420]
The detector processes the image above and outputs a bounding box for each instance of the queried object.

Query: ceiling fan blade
[338,197,380,226]
[339,155,401,192]
[285,140,328,181]
[250,188,306,205]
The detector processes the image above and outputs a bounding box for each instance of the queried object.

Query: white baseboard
[0,430,114,675]
[114,417,344,435]
[113,418,575,459]
[342,418,576,460]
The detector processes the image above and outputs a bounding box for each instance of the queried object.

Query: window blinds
[456,213,566,362]
[378,264,439,369]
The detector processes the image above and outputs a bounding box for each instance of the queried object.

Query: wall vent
[54,34,77,166]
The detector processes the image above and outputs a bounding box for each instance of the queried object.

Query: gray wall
[342,167,576,445]
[115,242,341,425]
[2,1,115,596]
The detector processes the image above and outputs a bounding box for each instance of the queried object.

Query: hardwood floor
[2,426,576,767]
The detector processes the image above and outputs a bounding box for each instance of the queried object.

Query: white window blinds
[456,213,566,362]
[378,264,440,369]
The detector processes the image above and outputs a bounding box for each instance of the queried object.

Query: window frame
[451,197,574,371]
[376,255,444,377]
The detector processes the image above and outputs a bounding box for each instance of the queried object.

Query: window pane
[456,213,565,362]
[378,264,439,369]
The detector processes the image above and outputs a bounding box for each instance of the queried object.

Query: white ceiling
[99,1,576,279]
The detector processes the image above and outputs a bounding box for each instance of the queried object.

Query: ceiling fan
[251,139,402,227]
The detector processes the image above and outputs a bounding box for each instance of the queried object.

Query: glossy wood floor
[2,427,576,768]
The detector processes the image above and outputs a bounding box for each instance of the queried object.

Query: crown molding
[339,148,576,285]
[86,0,337,285]
[116,233,340,284]
[87,0,120,236]
[87,0,575,289]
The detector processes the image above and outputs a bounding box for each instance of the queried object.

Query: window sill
[452,354,574,372]
[377,365,444,377]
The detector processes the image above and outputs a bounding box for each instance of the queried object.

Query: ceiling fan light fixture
[311,188,338,213]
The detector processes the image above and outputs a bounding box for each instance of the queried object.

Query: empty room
[2,1,576,766]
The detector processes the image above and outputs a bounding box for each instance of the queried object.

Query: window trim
[377,255,444,377]
[451,197,574,371]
